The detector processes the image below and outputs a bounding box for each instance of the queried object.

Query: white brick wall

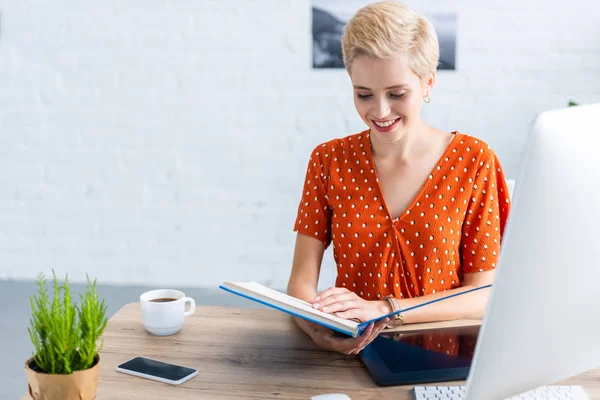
[1,0,599,289]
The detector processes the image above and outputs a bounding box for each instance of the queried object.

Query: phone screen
[117,357,197,381]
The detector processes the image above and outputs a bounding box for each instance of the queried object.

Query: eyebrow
[353,84,409,90]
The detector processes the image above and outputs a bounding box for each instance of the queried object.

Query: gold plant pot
[24,355,100,400]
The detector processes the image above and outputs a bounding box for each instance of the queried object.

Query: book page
[226,281,358,328]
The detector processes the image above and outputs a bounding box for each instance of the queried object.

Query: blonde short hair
[341,1,440,82]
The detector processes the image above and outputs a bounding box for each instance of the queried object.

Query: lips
[371,117,401,133]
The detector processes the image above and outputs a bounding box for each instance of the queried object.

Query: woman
[287,1,511,355]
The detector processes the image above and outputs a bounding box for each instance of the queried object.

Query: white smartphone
[116,356,198,385]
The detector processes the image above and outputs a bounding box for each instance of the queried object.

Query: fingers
[347,346,364,356]
[312,287,349,304]
[371,319,389,338]
[315,293,355,309]
[349,318,389,355]
[312,319,389,356]
[333,308,360,319]
[313,290,359,316]
[346,323,375,355]
[321,299,359,314]
[360,322,379,345]
[347,325,373,355]
[373,317,390,331]
[357,325,376,348]
[361,319,388,345]
[333,324,373,355]
[351,324,373,347]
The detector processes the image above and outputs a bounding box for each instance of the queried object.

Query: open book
[220,281,491,338]
[219,281,399,337]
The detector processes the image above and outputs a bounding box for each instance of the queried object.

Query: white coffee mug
[140,289,196,336]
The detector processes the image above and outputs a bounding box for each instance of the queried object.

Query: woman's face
[350,56,433,144]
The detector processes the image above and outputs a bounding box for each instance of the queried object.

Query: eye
[357,93,372,99]
[390,93,407,99]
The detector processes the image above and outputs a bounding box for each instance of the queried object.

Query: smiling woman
[287,1,511,356]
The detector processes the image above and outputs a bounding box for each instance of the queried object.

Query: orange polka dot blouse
[294,131,511,300]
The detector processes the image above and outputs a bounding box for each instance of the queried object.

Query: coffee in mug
[140,289,196,336]
[149,298,177,303]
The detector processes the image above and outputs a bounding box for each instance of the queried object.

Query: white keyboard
[413,385,589,399]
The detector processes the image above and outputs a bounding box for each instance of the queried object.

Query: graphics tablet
[359,325,480,386]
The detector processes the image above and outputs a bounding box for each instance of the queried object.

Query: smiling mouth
[371,117,401,132]
[373,118,400,127]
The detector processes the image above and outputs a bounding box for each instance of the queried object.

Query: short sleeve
[461,151,511,273]
[293,146,333,247]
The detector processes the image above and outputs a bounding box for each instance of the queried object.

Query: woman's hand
[306,318,390,355]
[311,287,391,322]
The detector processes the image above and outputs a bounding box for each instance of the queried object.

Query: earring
[424,94,431,103]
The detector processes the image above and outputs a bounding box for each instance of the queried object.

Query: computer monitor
[465,103,600,399]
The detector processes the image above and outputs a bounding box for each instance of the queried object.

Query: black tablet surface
[359,325,480,387]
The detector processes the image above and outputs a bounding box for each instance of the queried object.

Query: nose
[372,97,391,119]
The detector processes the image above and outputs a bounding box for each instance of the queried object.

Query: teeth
[375,119,398,127]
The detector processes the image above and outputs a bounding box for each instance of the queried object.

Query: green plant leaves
[28,271,108,374]
[75,276,108,371]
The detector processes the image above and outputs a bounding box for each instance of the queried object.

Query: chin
[373,130,404,143]
[370,122,406,143]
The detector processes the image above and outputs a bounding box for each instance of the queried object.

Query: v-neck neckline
[364,130,460,223]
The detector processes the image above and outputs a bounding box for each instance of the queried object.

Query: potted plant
[25,271,108,400]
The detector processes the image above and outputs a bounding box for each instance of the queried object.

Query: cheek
[354,100,370,119]
[400,97,422,115]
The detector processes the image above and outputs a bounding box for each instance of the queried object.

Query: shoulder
[307,130,368,163]
[453,132,501,167]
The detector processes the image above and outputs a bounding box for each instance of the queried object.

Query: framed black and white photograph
[312,0,456,70]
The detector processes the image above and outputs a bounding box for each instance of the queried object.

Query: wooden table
[24,303,600,399]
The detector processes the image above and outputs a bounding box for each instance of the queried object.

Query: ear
[423,72,436,97]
